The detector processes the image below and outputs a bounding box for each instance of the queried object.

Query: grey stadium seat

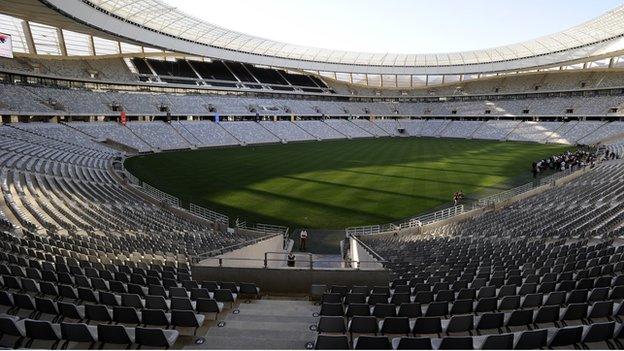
[315,334,349,349]
[135,327,179,348]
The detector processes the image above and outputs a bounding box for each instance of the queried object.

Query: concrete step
[187,334,314,350]
[194,298,319,349]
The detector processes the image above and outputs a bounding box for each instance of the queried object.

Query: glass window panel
[92,37,119,55]
[30,22,61,55]
[0,14,27,53]
[62,30,91,56]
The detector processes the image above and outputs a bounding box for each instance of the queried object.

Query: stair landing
[184,298,318,350]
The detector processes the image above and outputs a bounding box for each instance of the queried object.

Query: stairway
[125,123,155,151]
[196,298,318,349]
[168,121,197,148]
[257,121,284,143]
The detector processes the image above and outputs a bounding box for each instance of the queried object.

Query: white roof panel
[82,0,624,67]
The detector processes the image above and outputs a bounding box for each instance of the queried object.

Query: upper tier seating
[2,82,624,119]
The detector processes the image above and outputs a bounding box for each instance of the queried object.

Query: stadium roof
[2,0,624,87]
[83,0,624,67]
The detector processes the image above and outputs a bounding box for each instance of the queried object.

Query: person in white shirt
[299,229,308,251]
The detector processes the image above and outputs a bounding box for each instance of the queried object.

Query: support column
[56,28,68,56]
[22,21,37,55]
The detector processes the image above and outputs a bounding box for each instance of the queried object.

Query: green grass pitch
[125,137,571,229]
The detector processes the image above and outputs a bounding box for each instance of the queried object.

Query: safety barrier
[140,182,180,207]
[346,205,465,236]
[347,165,590,237]
[189,203,229,225]
[197,251,386,270]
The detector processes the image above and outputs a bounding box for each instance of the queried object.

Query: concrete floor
[182,297,319,350]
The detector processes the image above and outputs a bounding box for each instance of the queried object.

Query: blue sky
[165,0,623,53]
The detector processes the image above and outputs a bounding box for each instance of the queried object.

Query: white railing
[141,183,180,207]
[347,225,383,236]
[475,168,576,208]
[189,203,229,224]
[475,183,535,208]
[236,222,290,237]
[347,165,590,237]
[124,171,141,186]
[538,167,575,186]
[346,205,465,236]
[403,205,465,227]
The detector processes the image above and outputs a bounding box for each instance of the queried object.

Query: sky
[164,0,623,53]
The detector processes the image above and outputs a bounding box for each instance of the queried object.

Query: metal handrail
[121,157,287,232]
[347,164,593,237]
[475,167,578,208]
[349,234,387,263]
[141,182,180,207]
[197,252,387,270]
[346,205,464,236]
[189,203,229,225]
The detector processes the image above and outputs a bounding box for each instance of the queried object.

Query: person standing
[299,229,308,251]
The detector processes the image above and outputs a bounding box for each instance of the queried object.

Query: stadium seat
[315,334,349,349]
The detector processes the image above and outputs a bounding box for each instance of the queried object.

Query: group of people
[453,190,465,206]
[531,148,599,178]
[603,148,619,161]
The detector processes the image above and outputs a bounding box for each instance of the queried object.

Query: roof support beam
[88,34,96,56]
[56,28,68,56]
[21,21,36,55]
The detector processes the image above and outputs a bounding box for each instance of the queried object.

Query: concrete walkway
[185,297,319,350]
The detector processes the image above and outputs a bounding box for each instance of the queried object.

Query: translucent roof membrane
[63,30,92,56]
[0,13,27,53]
[85,0,624,67]
[0,13,154,57]
[30,22,61,56]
